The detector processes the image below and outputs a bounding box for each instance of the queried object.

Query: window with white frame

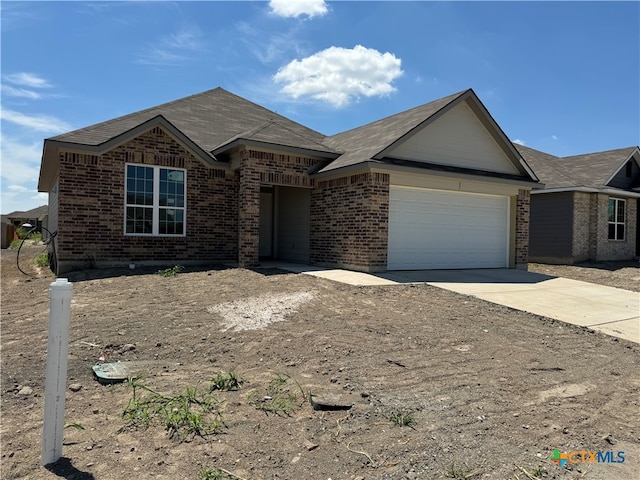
[607,197,625,241]
[125,164,186,236]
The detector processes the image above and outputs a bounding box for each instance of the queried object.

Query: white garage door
[388,186,509,270]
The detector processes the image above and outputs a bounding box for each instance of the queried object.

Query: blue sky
[1,0,639,214]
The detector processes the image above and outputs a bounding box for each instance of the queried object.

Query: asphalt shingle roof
[51,87,337,156]
[5,205,48,219]
[44,87,539,184]
[516,144,637,189]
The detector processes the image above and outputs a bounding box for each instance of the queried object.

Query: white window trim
[608,197,625,241]
[124,163,187,237]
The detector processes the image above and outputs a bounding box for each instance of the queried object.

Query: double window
[125,164,186,236]
[607,197,625,241]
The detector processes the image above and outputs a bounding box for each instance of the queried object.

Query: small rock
[304,441,318,451]
[563,427,569,434]
[604,434,616,445]
[123,344,136,351]
[18,386,33,395]
[69,383,82,392]
[360,392,370,398]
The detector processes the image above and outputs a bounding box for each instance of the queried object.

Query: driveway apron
[382,269,640,344]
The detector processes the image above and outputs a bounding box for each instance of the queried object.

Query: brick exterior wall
[236,147,324,268]
[310,172,390,272]
[54,129,536,273]
[569,192,637,262]
[572,192,591,261]
[593,194,637,261]
[55,127,238,273]
[515,189,530,268]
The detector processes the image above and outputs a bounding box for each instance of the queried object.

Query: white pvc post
[41,278,73,466]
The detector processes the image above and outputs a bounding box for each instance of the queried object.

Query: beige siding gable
[386,101,520,175]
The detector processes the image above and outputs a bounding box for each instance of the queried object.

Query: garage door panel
[388,187,508,270]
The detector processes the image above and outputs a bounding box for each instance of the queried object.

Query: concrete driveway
[276,263,639,344]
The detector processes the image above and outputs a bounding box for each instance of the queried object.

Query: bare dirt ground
[2,244,639,480]
[529,261,640,293]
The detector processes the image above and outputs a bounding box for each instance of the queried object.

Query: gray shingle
[516,144,637,189]
[51,87,337,155]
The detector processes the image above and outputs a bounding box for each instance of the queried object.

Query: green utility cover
[93,363,130,384]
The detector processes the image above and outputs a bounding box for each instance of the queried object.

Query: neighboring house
[516,145,640,263]
[5,205,48,230]
[38,87,539,274]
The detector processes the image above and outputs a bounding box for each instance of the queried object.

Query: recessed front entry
[259,186,311,263]
[387,186,509,270]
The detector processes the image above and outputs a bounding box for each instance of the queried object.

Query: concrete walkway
[272,263,639,344]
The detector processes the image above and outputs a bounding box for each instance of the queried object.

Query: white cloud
[0,109,72,133]
[512,138,526,146]
[2,72,55,100]
[4,72,52,88]
[0,134,42,184]
[0,134,47,213]
[1,188,47,216]
[551,135,558,141]
[269,0,328,18]
[234,21,307,67]
[135,27,204,66]
[166,30,201,50]
[2,84,41,99]
[274,45,403,107]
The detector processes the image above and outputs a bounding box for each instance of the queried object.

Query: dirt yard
[529,261,640,293]
[2,244,639,480]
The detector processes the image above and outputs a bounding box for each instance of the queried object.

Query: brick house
[38,87,539,274]
[517,145,640,263]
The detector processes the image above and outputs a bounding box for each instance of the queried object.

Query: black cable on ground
[16,226,58,278]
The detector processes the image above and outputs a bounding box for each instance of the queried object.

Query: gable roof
[39,88,341,191]
[321,90,466,172]
[50,87,336,156]
[320,88,537,182]
[39,86,541,192]
[5,205,48,220]
[516,144,639,190]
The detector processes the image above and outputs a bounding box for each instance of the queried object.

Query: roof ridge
[514,144,560,159]
[560,145,637,160]
[49,87,227,141]
[327,89,468,140]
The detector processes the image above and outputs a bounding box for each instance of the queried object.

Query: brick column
[310,172,389,272]
[515,189,530,269]
[238,150,260,268]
